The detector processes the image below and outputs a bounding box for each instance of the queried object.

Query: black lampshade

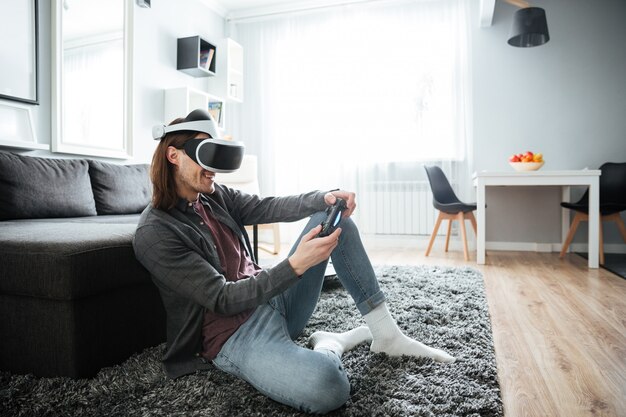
[508,7,550,47]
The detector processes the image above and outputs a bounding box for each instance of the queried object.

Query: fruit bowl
[509,161,544,172]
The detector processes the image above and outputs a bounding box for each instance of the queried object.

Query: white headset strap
[153,119,222,140]
[164,120,222,139]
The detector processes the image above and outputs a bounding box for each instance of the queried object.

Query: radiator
[358,180,449,236]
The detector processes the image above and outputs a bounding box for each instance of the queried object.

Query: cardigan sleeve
[215,184,329,226]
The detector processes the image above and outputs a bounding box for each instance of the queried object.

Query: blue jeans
[212,211,385,414]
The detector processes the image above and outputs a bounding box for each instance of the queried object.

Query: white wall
[132,0,225,163]
[469,0,626,246]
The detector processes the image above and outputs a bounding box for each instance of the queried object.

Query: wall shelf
[177,36,216,77]
[212,38,244,102]
[164,86,225,130]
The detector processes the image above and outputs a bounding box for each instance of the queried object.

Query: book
[199,48,215,70]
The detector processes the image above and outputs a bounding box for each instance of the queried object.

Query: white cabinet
[164,87,225,130]
[212,38,244,103]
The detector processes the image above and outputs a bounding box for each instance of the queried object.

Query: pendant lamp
[508,7,550,47]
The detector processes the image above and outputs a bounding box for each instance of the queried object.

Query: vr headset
[152,109,244,173]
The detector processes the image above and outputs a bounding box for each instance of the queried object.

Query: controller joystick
[318,198,347,237]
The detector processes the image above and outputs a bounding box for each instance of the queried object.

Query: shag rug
[0,265,503,417]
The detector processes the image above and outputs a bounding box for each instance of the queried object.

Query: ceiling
[213,0,298,12]
[202,0,384,21]
[203,0,492,25]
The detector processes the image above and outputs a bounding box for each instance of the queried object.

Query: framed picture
[0,101,46,150]
[208,97,224,129]
[0,0,39,104]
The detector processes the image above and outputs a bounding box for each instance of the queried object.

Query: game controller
[318,198,347,237]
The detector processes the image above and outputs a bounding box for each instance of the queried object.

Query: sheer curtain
[234,0,472,241]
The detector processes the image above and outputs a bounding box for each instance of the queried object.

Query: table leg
[588,178,599,268]
[477,180,486,264]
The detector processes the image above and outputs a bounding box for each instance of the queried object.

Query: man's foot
[309,326,372,356]
[370,334,455,363]
[364,302,455,363]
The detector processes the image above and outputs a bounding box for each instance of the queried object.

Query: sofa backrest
[0,151,151,220]
[88,160,152,215]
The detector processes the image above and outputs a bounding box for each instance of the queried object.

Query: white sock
[364,303,455,363]
[309,326,373,357]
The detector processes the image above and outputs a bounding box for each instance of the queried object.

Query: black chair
[424,165,477,261]
[560,162,626,264]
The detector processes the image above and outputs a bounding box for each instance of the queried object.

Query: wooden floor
[258,237,626,417]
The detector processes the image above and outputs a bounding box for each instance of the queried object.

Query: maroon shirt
[194,200,262,360]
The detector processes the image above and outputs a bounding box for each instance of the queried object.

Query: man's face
[168,133,215,201]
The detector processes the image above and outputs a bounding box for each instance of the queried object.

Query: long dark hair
[150,119,198,210]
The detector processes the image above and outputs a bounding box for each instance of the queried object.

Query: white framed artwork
[0,101,46,150]
[0,0,39,104]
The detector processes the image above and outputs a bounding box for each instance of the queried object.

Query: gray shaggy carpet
[0,265,503,417]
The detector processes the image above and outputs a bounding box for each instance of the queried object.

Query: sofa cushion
[0,215,148,300]
[0,152,97,220]
[88,160,151,215]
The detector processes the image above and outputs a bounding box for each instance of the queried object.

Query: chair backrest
[215,154,260,195]
[424,165,460,205]
[576,162,626,206]
[599,162,626,205]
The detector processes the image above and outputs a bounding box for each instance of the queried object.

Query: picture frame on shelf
[208,97,224,129]
[0,101,46,150]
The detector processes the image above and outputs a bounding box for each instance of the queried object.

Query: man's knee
[338,216,357,233]
[307,210,360,238]
[303,359,351,414]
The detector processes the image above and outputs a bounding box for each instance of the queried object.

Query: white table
[473,170,601,268]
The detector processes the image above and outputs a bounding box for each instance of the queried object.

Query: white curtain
[234,0,472,240]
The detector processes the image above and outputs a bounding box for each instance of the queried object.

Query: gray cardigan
[133,184,328,378]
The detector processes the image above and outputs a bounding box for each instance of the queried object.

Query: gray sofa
[0,151,166,378]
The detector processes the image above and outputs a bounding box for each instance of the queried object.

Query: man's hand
[288,225,341,276]
[324,190,356,217]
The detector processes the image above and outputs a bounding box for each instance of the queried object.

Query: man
[134,109,454,414]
